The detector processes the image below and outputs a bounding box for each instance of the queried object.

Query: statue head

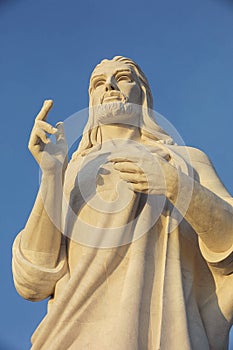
[73,56,173,158]
[89,56,153,110]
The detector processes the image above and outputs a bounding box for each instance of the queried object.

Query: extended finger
[129,182,148,193]
[35,120,57,134]
[55,122,66,144]
[108,156,138,163]
[113,161,142,173]
[119,172,145,183]
[35,100,53,121]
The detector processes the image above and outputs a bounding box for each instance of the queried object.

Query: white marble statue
[12,56,233,350]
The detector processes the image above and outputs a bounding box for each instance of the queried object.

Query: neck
[98,123,141,143]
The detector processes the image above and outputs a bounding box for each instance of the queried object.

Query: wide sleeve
[187,147,233,275]
[12,232,68,301]
[198,238,233,275]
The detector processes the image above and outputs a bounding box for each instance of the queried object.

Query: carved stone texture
[12,56,233,350]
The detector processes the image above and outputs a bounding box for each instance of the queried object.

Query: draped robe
[12,141,233,350]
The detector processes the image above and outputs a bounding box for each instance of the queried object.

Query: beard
[93,102,142,127]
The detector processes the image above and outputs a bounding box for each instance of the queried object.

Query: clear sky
[0,0,233,349]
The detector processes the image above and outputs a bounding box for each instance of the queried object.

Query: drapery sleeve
[198,237,233,275]
[12,232,68,301]
[186,147,233,275]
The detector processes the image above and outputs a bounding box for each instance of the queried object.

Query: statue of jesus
[12,56,233,350]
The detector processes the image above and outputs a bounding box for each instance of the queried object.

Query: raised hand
[28,100,68,174]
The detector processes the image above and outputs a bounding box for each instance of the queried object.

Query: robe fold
[12,143,233,350]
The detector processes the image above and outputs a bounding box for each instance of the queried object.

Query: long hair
[72,56,173,159]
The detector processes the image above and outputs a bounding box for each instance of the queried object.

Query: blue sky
[0,0,233,349]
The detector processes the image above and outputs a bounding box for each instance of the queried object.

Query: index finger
[108,157,136,163]
[35,99,54,121]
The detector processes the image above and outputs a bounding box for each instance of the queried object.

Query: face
[89,61,142,107]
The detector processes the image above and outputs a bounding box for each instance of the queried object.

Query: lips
[103,96,122,102]
[101,92,124,104]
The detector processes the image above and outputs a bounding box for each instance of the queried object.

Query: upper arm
[183,147,233,275]
[185,147,232,202]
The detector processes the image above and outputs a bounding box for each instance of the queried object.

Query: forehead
[91,61,133,78]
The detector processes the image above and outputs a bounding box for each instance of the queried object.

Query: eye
[93,79,106,89]
[116,74,132,83]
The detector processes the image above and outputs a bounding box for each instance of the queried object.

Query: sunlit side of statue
[12,56,233,350]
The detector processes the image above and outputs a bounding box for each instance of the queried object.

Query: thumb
[55,122,66,144]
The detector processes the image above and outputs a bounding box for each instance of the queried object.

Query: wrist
[162,161,179,202]
[41,169,63,184]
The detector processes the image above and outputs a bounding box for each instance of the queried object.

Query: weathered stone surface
[12,56,233,349]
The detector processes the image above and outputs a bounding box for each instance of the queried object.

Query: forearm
[20,171,63,268]
[167,166,233,253]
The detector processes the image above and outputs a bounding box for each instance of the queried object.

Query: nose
[105,83,114,92]
[105,77,117,92]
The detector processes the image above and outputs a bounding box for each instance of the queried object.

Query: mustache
[93,102,141,123]
[100,91,128,104]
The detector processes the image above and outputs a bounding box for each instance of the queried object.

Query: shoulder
[168,145,232,199]
[167,145,211,165]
